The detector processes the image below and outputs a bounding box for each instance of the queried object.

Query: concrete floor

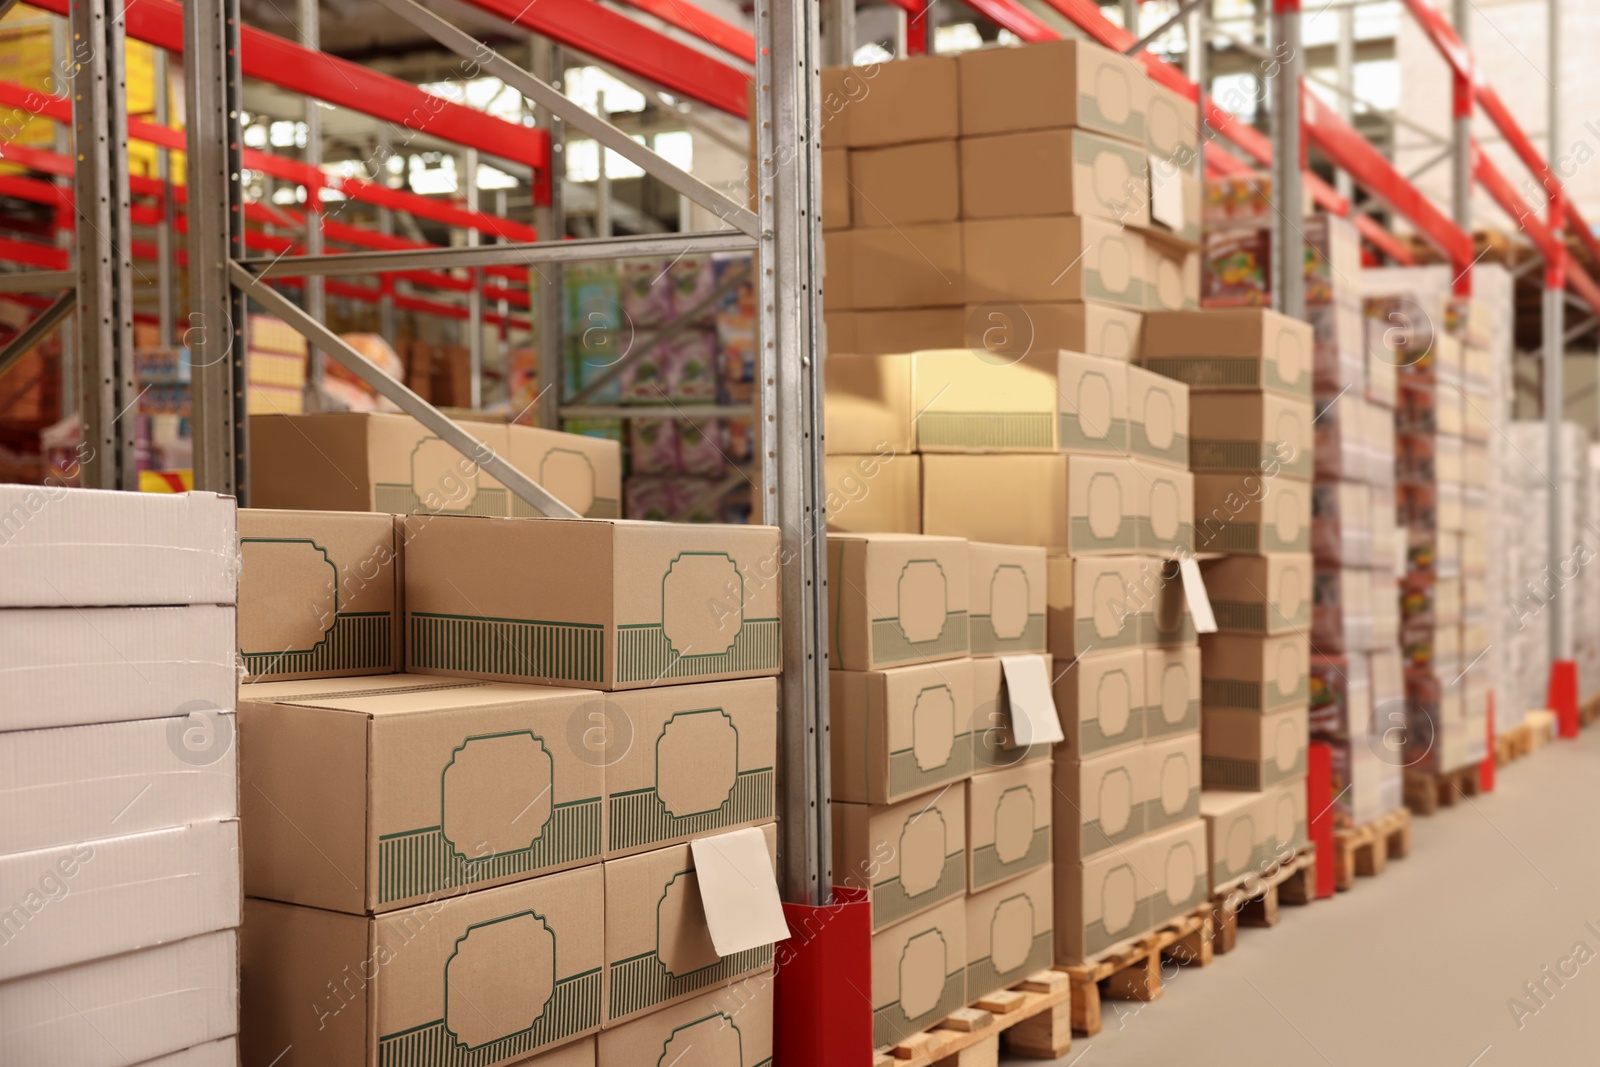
[1004,727,1600,1066]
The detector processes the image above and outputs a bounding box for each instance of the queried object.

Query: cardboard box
[964,216,1147,309]
[1141,818,1209,933]
[828,532,970,670]
[819,65,863,147]
[1199,633,1309,713]
[603,825,778,1023]
[960,128,1150,225]
[240,674,604,911]
[831,659,975,805]
[508,424,625,519]
[965,866,1053,1003]
[825,309,858,353]
[834,784,966,931]
[958,39,1147,144]
[1200,778,1309,892]
[921,453,1140,556]
[912,348,1128,455]
[1135,459,1194,556]
[825,353,914,454]
[1141,309,1313,398]
[967,759,1051,891]
[1146,732,1203,834]
[962,301,1144,363]
[1311,480,1373,566]
[1146,646,1201,739]
[1145,231,1201,312]
[851,139,960,225]
[1189,392,1315,480]
[403,515,781,690]
[530,1038,596,1066]
[1202,705,1309,791]
[1201,553,1313,635]
[242,866,604,1066]
[830,224,965,309]
[849,308,967,355]
[871,897,966,1048]
[822,147,850,230]
[1314,566,1375,654]
[1327,741,1388,829]
[1055,817,1206,965]
[825,452,921,534]
[0,932,236,1067]
[966,541,1047,657]
[1193,471,1311,555]
[1053,647,1145,758]
[597,979,771,1067]
[1309,653,1374,740]
[238,509,401,681]
[969,655,1055,773]
[1047,554,1190,658]
[843,55,959,147]
[823,229,857,311]
[1053,746,1145,861]
[1147,81,1200,167]
[1126,364,1190,469]
[0,819,240,982]
[138,1039,240,1067]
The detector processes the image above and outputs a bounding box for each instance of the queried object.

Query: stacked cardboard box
[237,511,786,1066]
[0,488,241,1066]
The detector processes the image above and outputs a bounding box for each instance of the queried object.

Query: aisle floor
[1003,728,1600,1066]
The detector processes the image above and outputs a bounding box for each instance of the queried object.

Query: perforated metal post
[1269,0,1305,320]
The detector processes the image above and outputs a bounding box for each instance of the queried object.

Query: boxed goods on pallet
[597,980,771,1066]
[828,532,968,669]
[968,541,1048,655]
[830,658,976,804]
[823,451,921,534]
[968,759,1053,890]
[971,655,1056,770]
[1055,819,1207,965]
[871,896,967,1047]
[966,866,1054,1000]
[1198,778,1308,891]
[835,783,967,931]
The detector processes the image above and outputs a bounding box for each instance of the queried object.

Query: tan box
[1140,817,1209,933]
[238,509,401,681]
[845,54,959,147]
[1147,81,1200,167]
[508,424,624,518]
[921,453,1140,555]
[402,516,781,690]
[604,678,778,857]
[1199,633,1309,713]
[1193,471,1312,555]
[1053,647,1145,758]
[966,541,1048,657]
[872,897,967,1048]
[825,309,858,353]
[1134,459,1194,556]
[960,128,1150,226]
[1053,745,1145,861]
[1190,392,1315,480]
[1200,778,1308,892]
[828,532,970,670]
[830,224,965,309]
[1144,732,1203,834]
[962,301,1144,362]
[1047,555,1190,657]
[603,824,777,1023]
[969,655,1055,773]
[1126,364,1190,469]
[1146,646,1201,739]
[241,866,603,1065]
[958,39,1147,144]
[967,758,1051,891]
[825,353,914,454]
[1201,553,1313,635]
[239,674,603,913]
[831,658,975,805]
[597,980,771,1067]
[851,139,960,225]
[822,147,850,230]
[965,866,1053,1004]
[1203,706,1309,791]
[819,66,860,147]
[835,784,966,931]
[823,229,857,311]
[964,216,1147,310]
[850,308,967,355]
[1145,232,1200,312]
[825,453,921,534]
[1141,309,1313,398]
[1055,817,1206,965]
[912,348,1128,455]
[529,1037,596,1066]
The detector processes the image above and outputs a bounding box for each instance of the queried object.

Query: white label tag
[1150,154,1186,232]
[1178,556,1219,634]
[1000,653,1064,747]
[690,828,790,957]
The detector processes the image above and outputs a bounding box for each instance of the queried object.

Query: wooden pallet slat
[1051,905,1213,1038]
[1332,807,1412,890]
[1404,765,1481,816]
[1209,845,1317,955]
[880,971,1073,1066]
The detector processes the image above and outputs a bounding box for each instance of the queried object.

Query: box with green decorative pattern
[834,782,966,934]
[596,974,772,1066]
[967,541,1047,658]
[966,758,1051,892]
[830,658,974,806]
[827,532,969,671]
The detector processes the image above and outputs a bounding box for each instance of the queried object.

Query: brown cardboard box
[1126,364,1190,469]
[239,674,602,913]
[1146,646,1201,739]
[508,424,624,518]
[823,230,857,311]
[1052,745,1146,861]
[1134,459,1194,556]
[830,658,975,805]
[872,897,967,1048]
[851,308,967,354]
[1141,309,1313,398]
[1147,81,1200,167]
[833,224,965,309]
[835,783,966,931]
[1200,778,1308,892]
[826,309,858,353]
[969,654,1055,773]
[1145,232,1200,312]
[1203,706,1309,791]
[1140,817,1209,933]
[1201,553,1313,635]
[1193,471,1312,555]
[597,979,772,1067]
[912,348,1128,455]
[961,301,1144,362]
[968,541,1047,657]
[1190,392,1315,480]
[964,216,1147,310]
[1199,633,1309,713]
[402,516,781,690]
[604,678,778,857]
[825,453,921,534]
[967,758,1051,891]
[240,866,604,1065]
[1145,732,1202,834]
[921,453,1140,555]
[960,128,1150,225]
[1052,647,1145,757]
[852,140,960,225]
[824,353,914,454]
[958,39,1147,145]
[819,66,858,147]
[238,509,401,681]
[603,825,778,1023]
[1054,817,1205,965]
[828,532,970,670]
[965,866,1053,1003]
[1048,555,1189,657]
[822,147,850,230]
[844,55,959,147]
[529,1038,596,1066]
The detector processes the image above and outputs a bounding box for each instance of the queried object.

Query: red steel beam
[1474,145,1561,261]
[611,0,756,62]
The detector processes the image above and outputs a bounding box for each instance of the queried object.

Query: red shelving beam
[611,0,755,63]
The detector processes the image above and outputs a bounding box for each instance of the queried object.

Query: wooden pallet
[1209,845,1317,955]
[1332,808,1412,891]
[1404,764,1481,815]
[1494,722,1536,765]
[875,970,1073,1065]
[1582,696,1600,727]
[1053,905,1213,1037]
[1526,710,1557,749]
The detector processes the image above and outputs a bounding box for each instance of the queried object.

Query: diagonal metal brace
[0,291,74,381]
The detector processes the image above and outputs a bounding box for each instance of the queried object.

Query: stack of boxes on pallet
[237,506,786,1067]
[0,489,241,1067]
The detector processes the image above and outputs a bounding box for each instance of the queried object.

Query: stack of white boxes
[0,488,240,1067]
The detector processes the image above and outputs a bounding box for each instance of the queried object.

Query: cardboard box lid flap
[1177,557,1218,633]
[257,675,586,716]
[1000,654,1063,746]
[690,827,789,956]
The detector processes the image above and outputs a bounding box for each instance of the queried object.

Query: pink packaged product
[1311,480,1372,567]
[1314,566,1374,655]
[665,333,718,401]
[625,475,676,521]
[677,418,727,477]
[620,345,670,402]
[670,254,717,315]
[628,417,680,475]
[1310,653,1373,741]
[622,258,675,326]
